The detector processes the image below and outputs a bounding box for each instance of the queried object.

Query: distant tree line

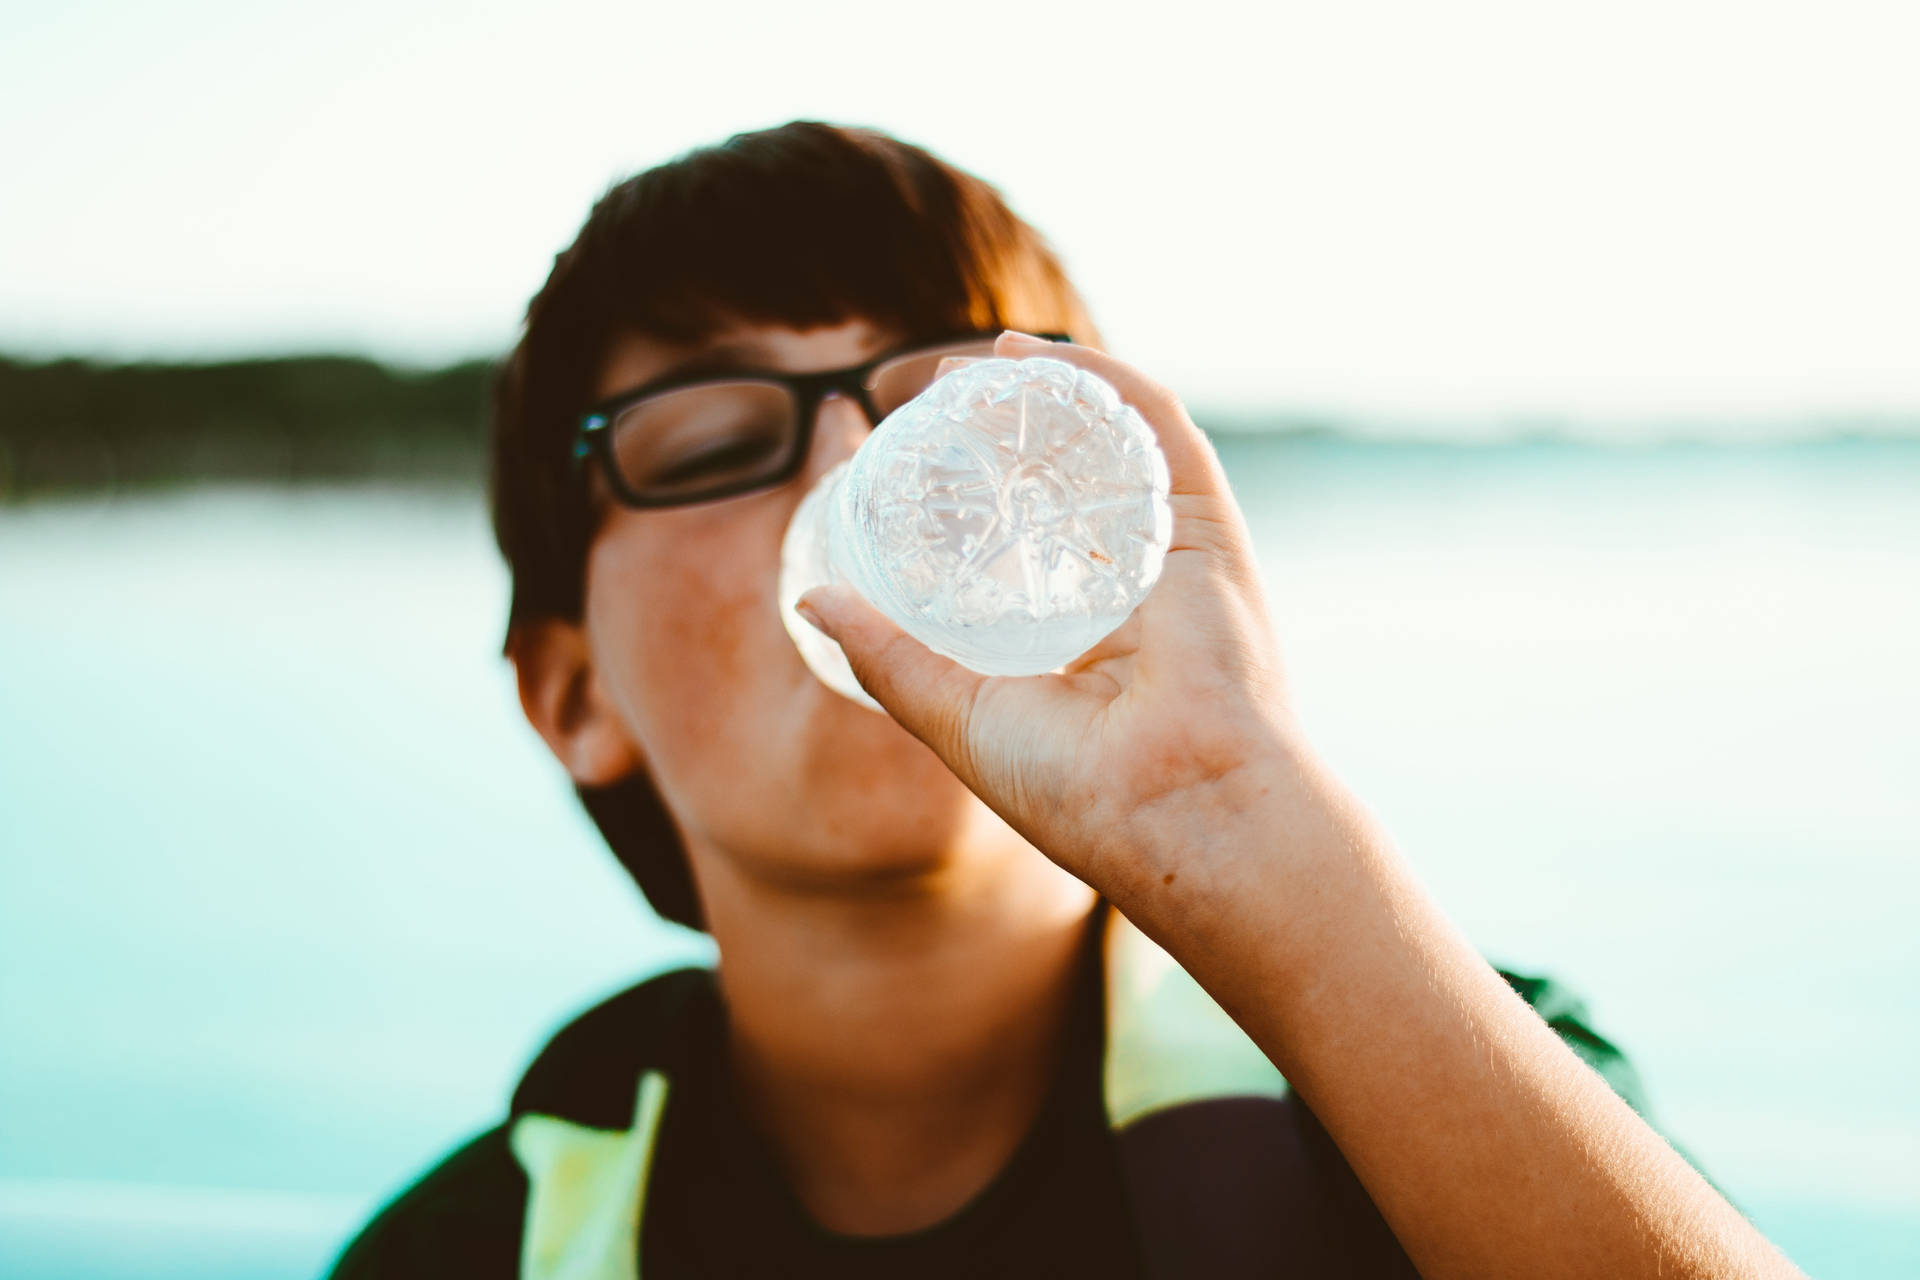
[0,353,495,498]
[14,351,1904,504]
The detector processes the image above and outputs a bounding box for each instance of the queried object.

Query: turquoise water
[2,437,1916,1278]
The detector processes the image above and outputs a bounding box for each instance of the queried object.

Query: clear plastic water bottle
[779,354,1172,710]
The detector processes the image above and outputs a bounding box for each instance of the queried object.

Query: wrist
[1099,718,1342,934]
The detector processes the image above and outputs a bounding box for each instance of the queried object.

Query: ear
[506,616,647,787]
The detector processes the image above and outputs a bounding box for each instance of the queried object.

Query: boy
[330,120,1797,1278]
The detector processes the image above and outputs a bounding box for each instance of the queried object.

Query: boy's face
[552,316,1021,900]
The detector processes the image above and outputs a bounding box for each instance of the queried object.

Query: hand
[794,331,1297,899]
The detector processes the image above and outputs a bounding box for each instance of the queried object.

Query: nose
[810,390,877,470]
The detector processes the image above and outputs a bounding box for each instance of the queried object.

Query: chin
[777,719,984,871]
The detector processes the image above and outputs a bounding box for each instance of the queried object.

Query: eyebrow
[650,339,781,384]
[608,327,923,405]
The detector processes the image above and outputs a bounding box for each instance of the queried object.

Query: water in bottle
[779,353,1172,710]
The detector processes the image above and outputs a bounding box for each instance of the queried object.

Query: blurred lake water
[2,435,1916,1278]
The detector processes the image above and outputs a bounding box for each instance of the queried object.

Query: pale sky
[3,0,1916,429]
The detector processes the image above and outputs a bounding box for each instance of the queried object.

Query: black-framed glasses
[572,331,1072,508]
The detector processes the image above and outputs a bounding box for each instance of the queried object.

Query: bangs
[583,126,1023,348]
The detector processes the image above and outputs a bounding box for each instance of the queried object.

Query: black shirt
[640,907,1143,1278]
[329,899,1666,1279]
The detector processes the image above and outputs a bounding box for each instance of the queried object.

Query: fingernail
[1000,329,1047,345]
[794,598,828,636]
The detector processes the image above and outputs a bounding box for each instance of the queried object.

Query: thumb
[794,584,986,767]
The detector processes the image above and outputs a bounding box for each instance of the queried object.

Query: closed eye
[652,436,784,487]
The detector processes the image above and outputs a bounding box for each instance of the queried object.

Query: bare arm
[796,329,1803,1279]
[1107,728,1790,1279]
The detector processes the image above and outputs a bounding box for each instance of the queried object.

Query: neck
[692,822,1099,1235]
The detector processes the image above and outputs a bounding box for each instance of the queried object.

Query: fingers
[794,584,985,774]
[996,329,1257,577]
[994,330,1231,501]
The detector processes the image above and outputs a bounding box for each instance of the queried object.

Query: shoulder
[511,965,715,1127]
[325,1125,526,1280]
[325,965,715,1278]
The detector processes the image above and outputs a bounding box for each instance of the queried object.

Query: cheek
[582,498,798,759]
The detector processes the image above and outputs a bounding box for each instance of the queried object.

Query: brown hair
[489,120,1102,930]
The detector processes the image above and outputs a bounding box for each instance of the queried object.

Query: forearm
[1105,729,1802,1280]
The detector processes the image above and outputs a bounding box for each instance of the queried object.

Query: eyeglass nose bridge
[800,368,886,435]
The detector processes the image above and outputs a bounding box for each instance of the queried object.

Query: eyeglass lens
[605,337,1002,504]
